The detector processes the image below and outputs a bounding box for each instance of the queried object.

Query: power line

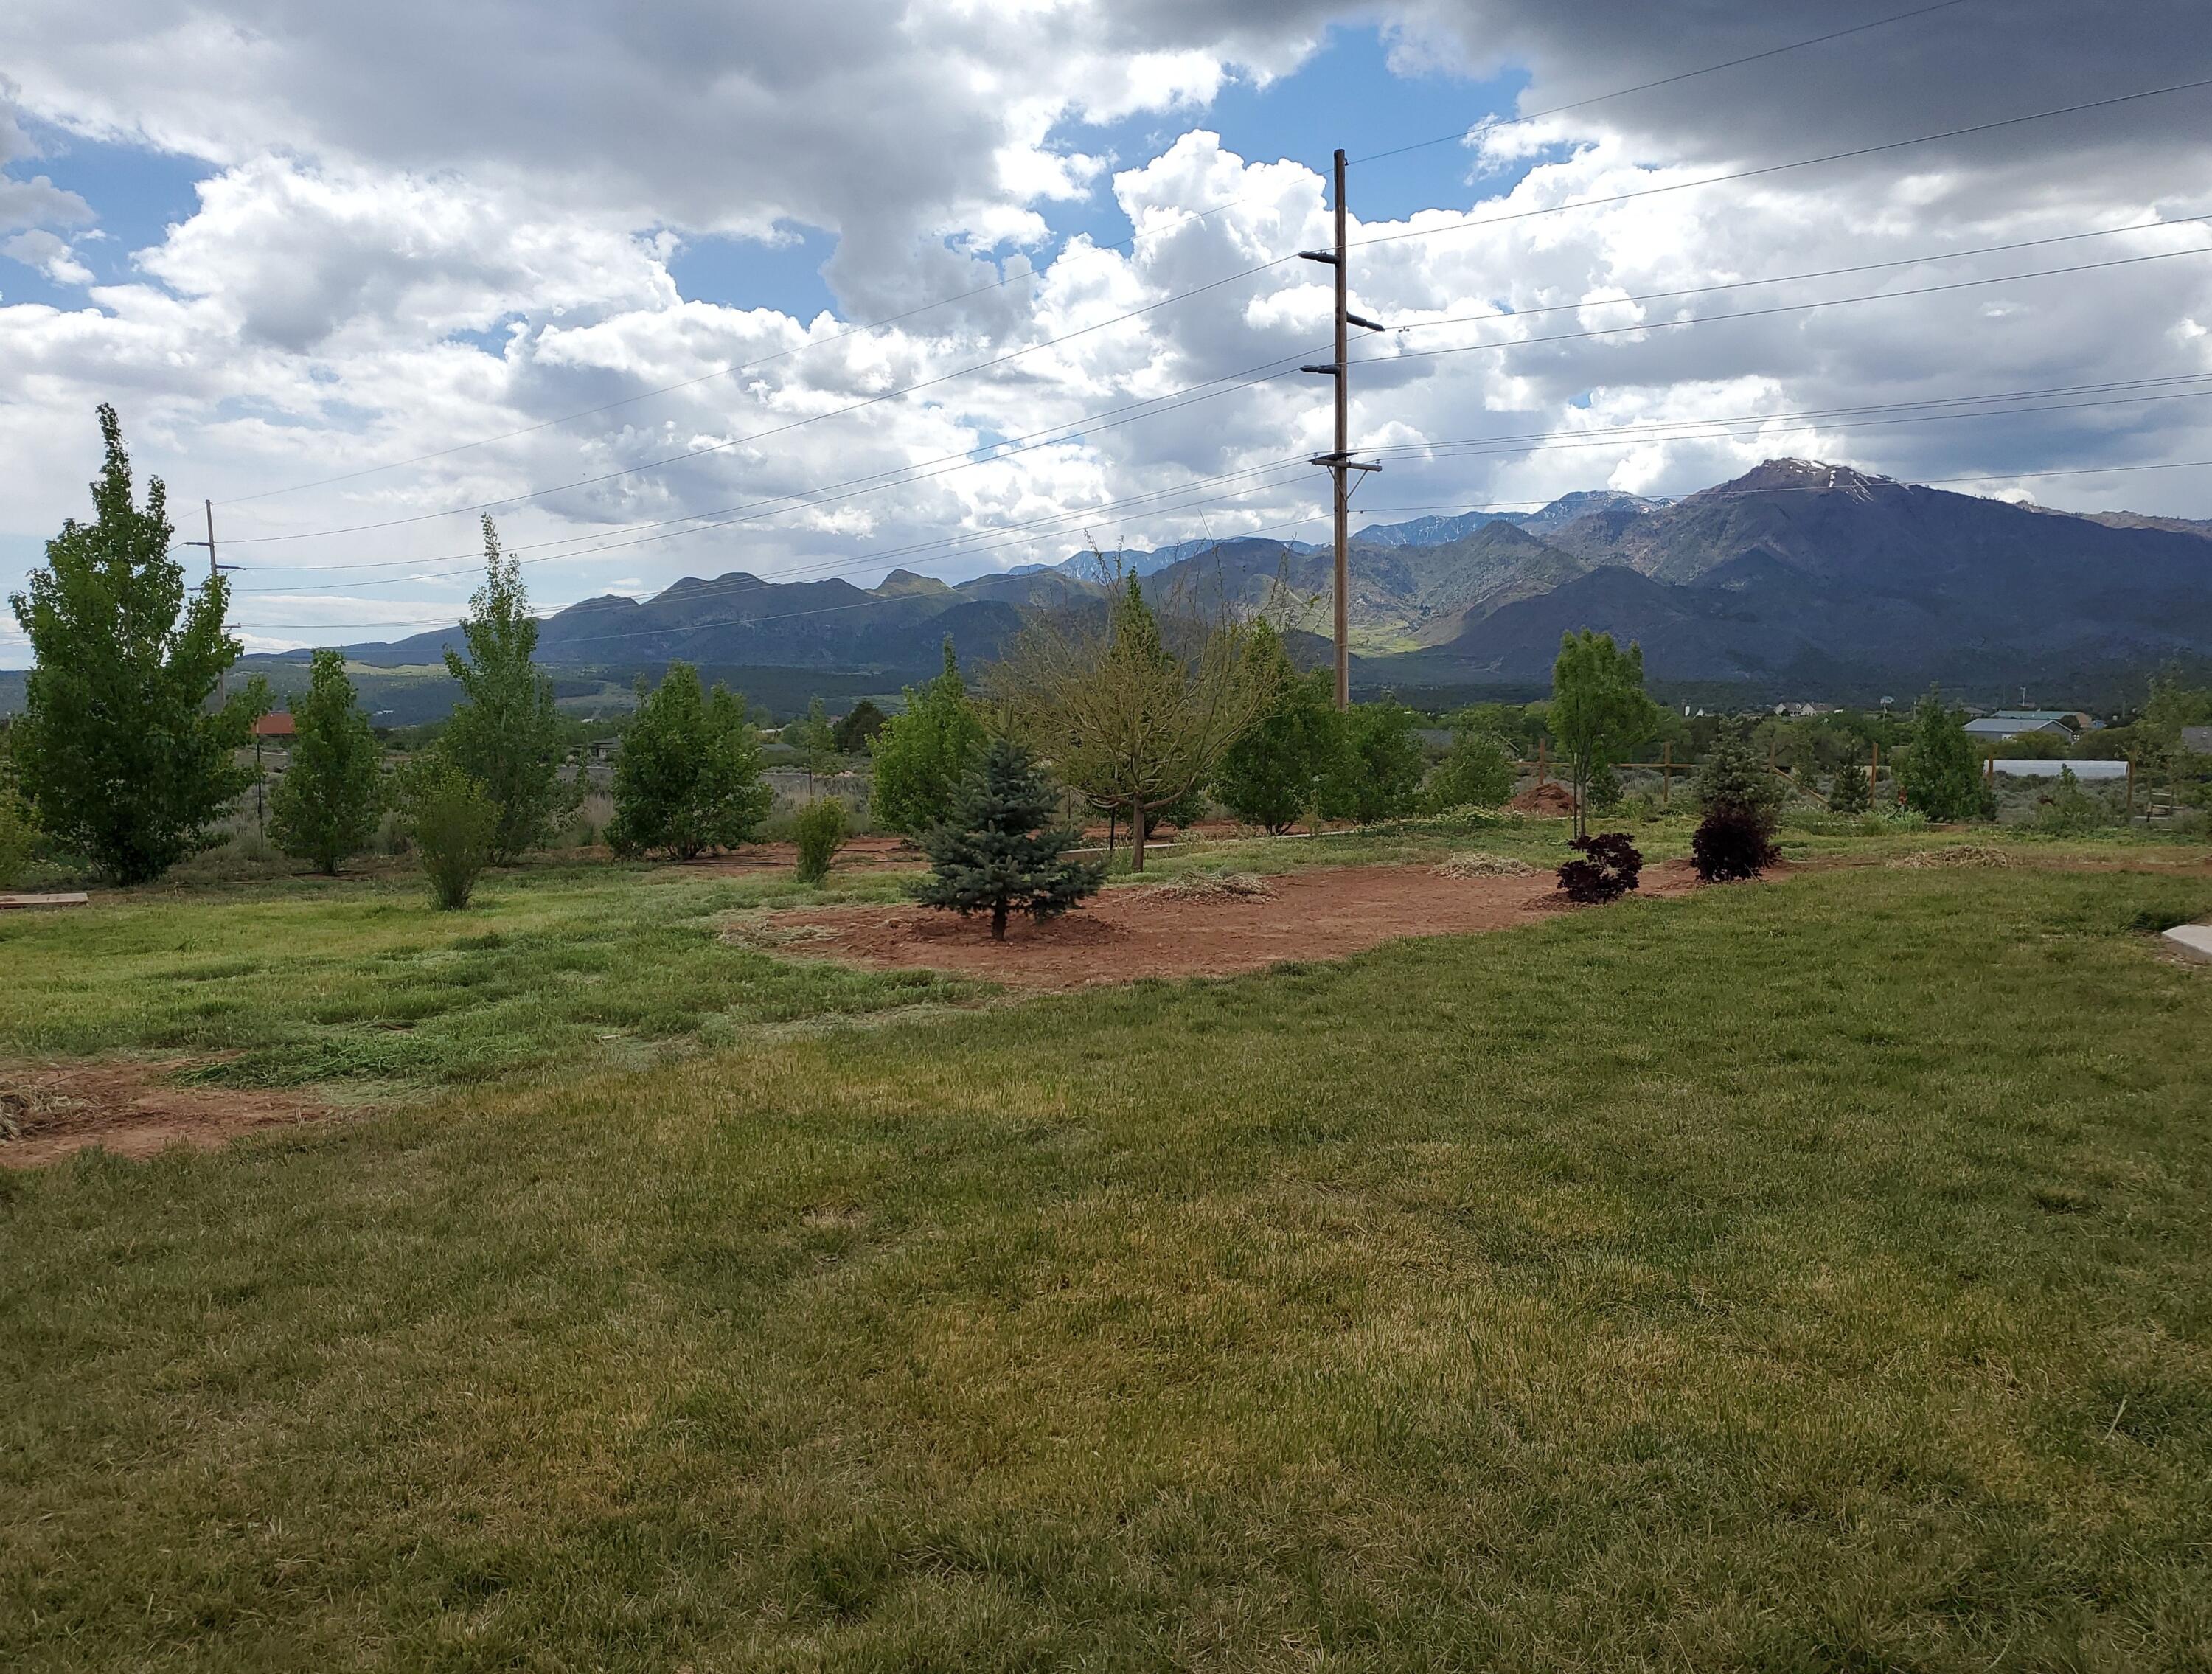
[235,374,2212,614]
[222,76,2212,547]
[1349,74,2212,254]
[220,2,1980,510]
[1349,0,1975,165]
[229,216,2212,584]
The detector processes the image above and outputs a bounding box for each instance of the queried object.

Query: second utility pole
[1301,147,1381,710]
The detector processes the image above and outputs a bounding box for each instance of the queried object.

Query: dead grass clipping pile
[1138,871,1277,903]
[1890,844,2013,870]
[1435,851,1537,880]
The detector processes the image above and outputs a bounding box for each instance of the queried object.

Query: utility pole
[1301,148,1383,710]
[182,499,237,696]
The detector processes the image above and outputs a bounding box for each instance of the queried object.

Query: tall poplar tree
[439,516,580,861]
[7,405,261,883]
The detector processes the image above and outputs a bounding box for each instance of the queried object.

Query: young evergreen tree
[872,640,988,835]
[606,662,771,858]
[1329,698,1427,824]
[7,406,262,883]
[1691,719,1787,880]
[1827,760,1872,813]
[1551,630,1660,838]
[1211,620,1343,833]
[439,516,580,861]
[914,737,1104,940]
[268,650,383,875]
[1895,687,1994,822]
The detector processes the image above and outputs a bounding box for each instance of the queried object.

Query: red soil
[771,857,1714,991]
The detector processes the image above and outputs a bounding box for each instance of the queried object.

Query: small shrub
[403,759,498,909]
[1557,831,1642,903]
[1691,806,1780,881]
[794,799,849,885]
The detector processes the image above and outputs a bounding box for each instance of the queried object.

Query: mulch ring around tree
[766,858,1720,992]
[0,1059,335,1170]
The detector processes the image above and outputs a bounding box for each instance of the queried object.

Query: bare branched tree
[990,558,1277,872]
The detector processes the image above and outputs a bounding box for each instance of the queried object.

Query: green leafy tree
[607,662,772,858]
[783,696,837,796]
[914,737,1104,940]
[832,698,888,754]
[1895,688,1993,822]
[1211,620,1343,833]
[0,726,38,886]
[439,516,581,861]
[1550,631,1660,838]
[997,575,1276,869]
[1423,709,1517,812]
[872,641,988,836]
[398,757,498,910]
[1329,698,1427,824]
[7,406,262,883]
[268,650,383,875]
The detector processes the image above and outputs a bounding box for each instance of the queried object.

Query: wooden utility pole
[1300,148,1382,711]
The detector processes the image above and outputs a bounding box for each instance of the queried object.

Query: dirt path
[0,1060,334,1169]
[769,858,1717,991]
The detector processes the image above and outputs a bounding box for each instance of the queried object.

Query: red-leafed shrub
[1690,806,1780,882]
[1557,831,1643,903]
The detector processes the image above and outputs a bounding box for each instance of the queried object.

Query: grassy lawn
[0,863,975,1091]
[6,852,2212,1670]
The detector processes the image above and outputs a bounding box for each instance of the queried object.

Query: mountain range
[200,456,2212,714]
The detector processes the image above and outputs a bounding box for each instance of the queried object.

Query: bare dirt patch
[771,858,1714,991]
[0,1060,333,1169]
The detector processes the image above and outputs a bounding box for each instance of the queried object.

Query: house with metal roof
[1964,709,2082,742]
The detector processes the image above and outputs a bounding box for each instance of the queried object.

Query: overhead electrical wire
[221,0,1980,509]
[232,218,2212,590]
[220,76,2212,546]
[1349,0,1976,165]
[242,397,2212,635]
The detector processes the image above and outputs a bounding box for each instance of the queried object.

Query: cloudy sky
[3,0,2210,660]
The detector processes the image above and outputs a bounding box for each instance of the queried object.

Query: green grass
[6,857,2212,1669]
[0,862,977,1091]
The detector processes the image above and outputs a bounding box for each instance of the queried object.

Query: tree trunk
[991,900,1008,940]
[1130,803,1147,872]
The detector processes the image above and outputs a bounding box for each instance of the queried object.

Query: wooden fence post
[1661,740,1672,808]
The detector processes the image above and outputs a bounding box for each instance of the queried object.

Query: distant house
[251,712,296,740]
[1964,709,2081,743]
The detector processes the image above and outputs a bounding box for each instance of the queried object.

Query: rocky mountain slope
[299,459,2212,698]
